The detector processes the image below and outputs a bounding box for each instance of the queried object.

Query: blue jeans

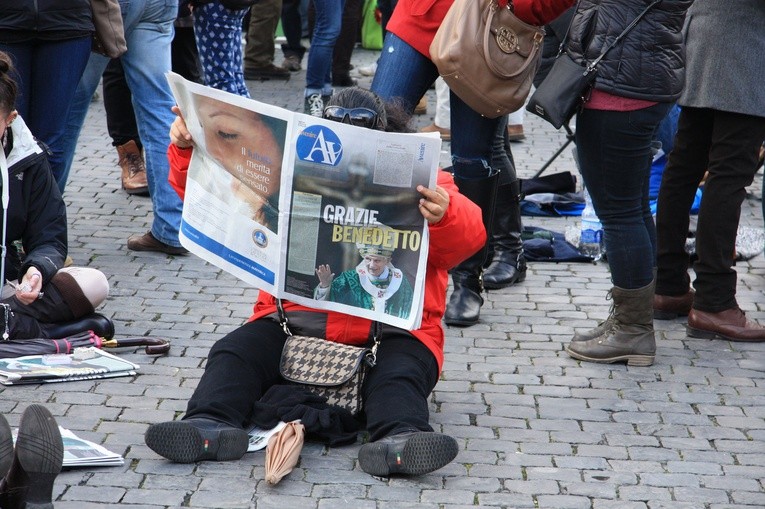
[371,33,498,179]
[194,2,250,96]
[304,0,345,96]
[60,0,184,248]
[0,37,92,190]
[575,103,672,289]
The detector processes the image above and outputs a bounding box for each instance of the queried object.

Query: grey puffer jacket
[565,0,692,102]
[0,0,92,42]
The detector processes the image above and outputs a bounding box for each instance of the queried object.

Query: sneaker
[127,231,188,255]
[244,64,291,81]
[282,55,301,72]
[419,123,451,142]
[145,418,250,463]
[358,62,377,77]
[0,405,64,508]
[357,431,458,477]
[304,93,325,117]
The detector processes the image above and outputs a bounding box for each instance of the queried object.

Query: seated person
[145,87,486,477]
[0,51,112,341]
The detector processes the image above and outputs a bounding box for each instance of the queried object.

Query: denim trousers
[305,0,345,96]
[185,318,439,441]
[60,0,185,248]
[0,37,92,190]
[194,2,250,96]
[656,107,765,311]
[575,103,672,289]
[371,33,499,179]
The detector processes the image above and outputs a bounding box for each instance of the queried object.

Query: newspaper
[166,73,442,330]
[0,347,139,385]
[12,427,124,468]
[247,421,288,452]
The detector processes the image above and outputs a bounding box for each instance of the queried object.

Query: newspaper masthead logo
[296,125,343,166]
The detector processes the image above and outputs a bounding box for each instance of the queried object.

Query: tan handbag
[91,0,127,58]
[429,0,545,118]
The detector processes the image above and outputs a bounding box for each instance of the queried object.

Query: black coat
[0,0,92,42]
[2,116,67,285]
[565,0,692,102]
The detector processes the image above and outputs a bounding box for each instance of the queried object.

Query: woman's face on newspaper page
[195,96,283,208]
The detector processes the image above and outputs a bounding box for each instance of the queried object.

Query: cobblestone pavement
[3,48,764,508]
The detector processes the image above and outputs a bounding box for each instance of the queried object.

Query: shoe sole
[443,316,479,327]
[123,186,149,196]
[13,404,64,508]
[145,421,249,463]
[564,345,654,367]
[686,325,765,343]
[358,433,458,476]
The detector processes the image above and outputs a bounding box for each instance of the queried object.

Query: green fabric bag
[361,0,383,50]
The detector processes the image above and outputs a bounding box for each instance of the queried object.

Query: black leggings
[185,318,439,441]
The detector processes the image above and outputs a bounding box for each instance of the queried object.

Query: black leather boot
[444,173,498,326]
[41,312,115,339]
[483,180,527,289]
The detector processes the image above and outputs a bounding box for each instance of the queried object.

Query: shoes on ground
[282,55,301,72]
[506,124,525,141]
[244,64,290,81]
[117,140,149,196]
[304,93,326,117]
[145,418,250,463]
[419,123,451,142]
[687,307,765,342]
[357,431,458,477]
[358,62,377,77]
[0,405,63,509]
[332,75,357,87]
[653,289,694,319]
[414,96,427,115]
[127,231,188,255]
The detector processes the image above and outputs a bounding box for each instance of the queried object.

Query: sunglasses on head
[322,106,381,129]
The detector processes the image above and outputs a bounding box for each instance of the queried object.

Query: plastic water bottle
[580,187,604,261]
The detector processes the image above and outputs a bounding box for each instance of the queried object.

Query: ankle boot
[0,405,63,509]
[41,312,115,339]
[117,140,149,195]
[483,180,527,289]
[565,280,656,366]
[444,173,498,326]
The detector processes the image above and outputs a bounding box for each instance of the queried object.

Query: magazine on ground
[166,73,442,330]
[12,427,124,468]
[0,347,139,385]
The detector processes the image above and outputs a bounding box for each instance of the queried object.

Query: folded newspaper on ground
[0,347,139,385]
[166,73,442,330]
[12,427,124,467]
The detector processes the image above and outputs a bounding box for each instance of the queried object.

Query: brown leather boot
[687,307,765,342]
[117,140,149,195]
[565,280,656,366]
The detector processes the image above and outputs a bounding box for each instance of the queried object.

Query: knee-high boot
[483,179,527,288]
[444,173,498,326]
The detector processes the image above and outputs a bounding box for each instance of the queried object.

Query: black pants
[185,318,439,441]
[656,107,765,311]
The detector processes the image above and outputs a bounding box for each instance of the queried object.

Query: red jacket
[388,0,576,58]
[168,143,486,371]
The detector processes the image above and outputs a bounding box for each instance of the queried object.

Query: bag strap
[483,1,545,78]
[276,299,381,365]
[561,0,661,74]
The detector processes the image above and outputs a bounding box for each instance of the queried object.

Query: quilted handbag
[279,334,374,415]
[429,0,545,118]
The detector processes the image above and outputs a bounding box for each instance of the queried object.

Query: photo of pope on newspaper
[282,119,432,322]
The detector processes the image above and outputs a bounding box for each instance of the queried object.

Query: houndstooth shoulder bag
[276,300,379,415]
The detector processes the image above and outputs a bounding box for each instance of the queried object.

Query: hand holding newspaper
[166,73,442,330]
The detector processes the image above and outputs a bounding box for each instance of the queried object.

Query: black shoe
[0,405,63,509]
[144,418,249,463]
[42,312,115,340]
[244,64,290,81]
[483,253,527,289]
[332,75,357,87]
[0,414,12,479]
[443,278,483,326]
[358,431,458,477]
